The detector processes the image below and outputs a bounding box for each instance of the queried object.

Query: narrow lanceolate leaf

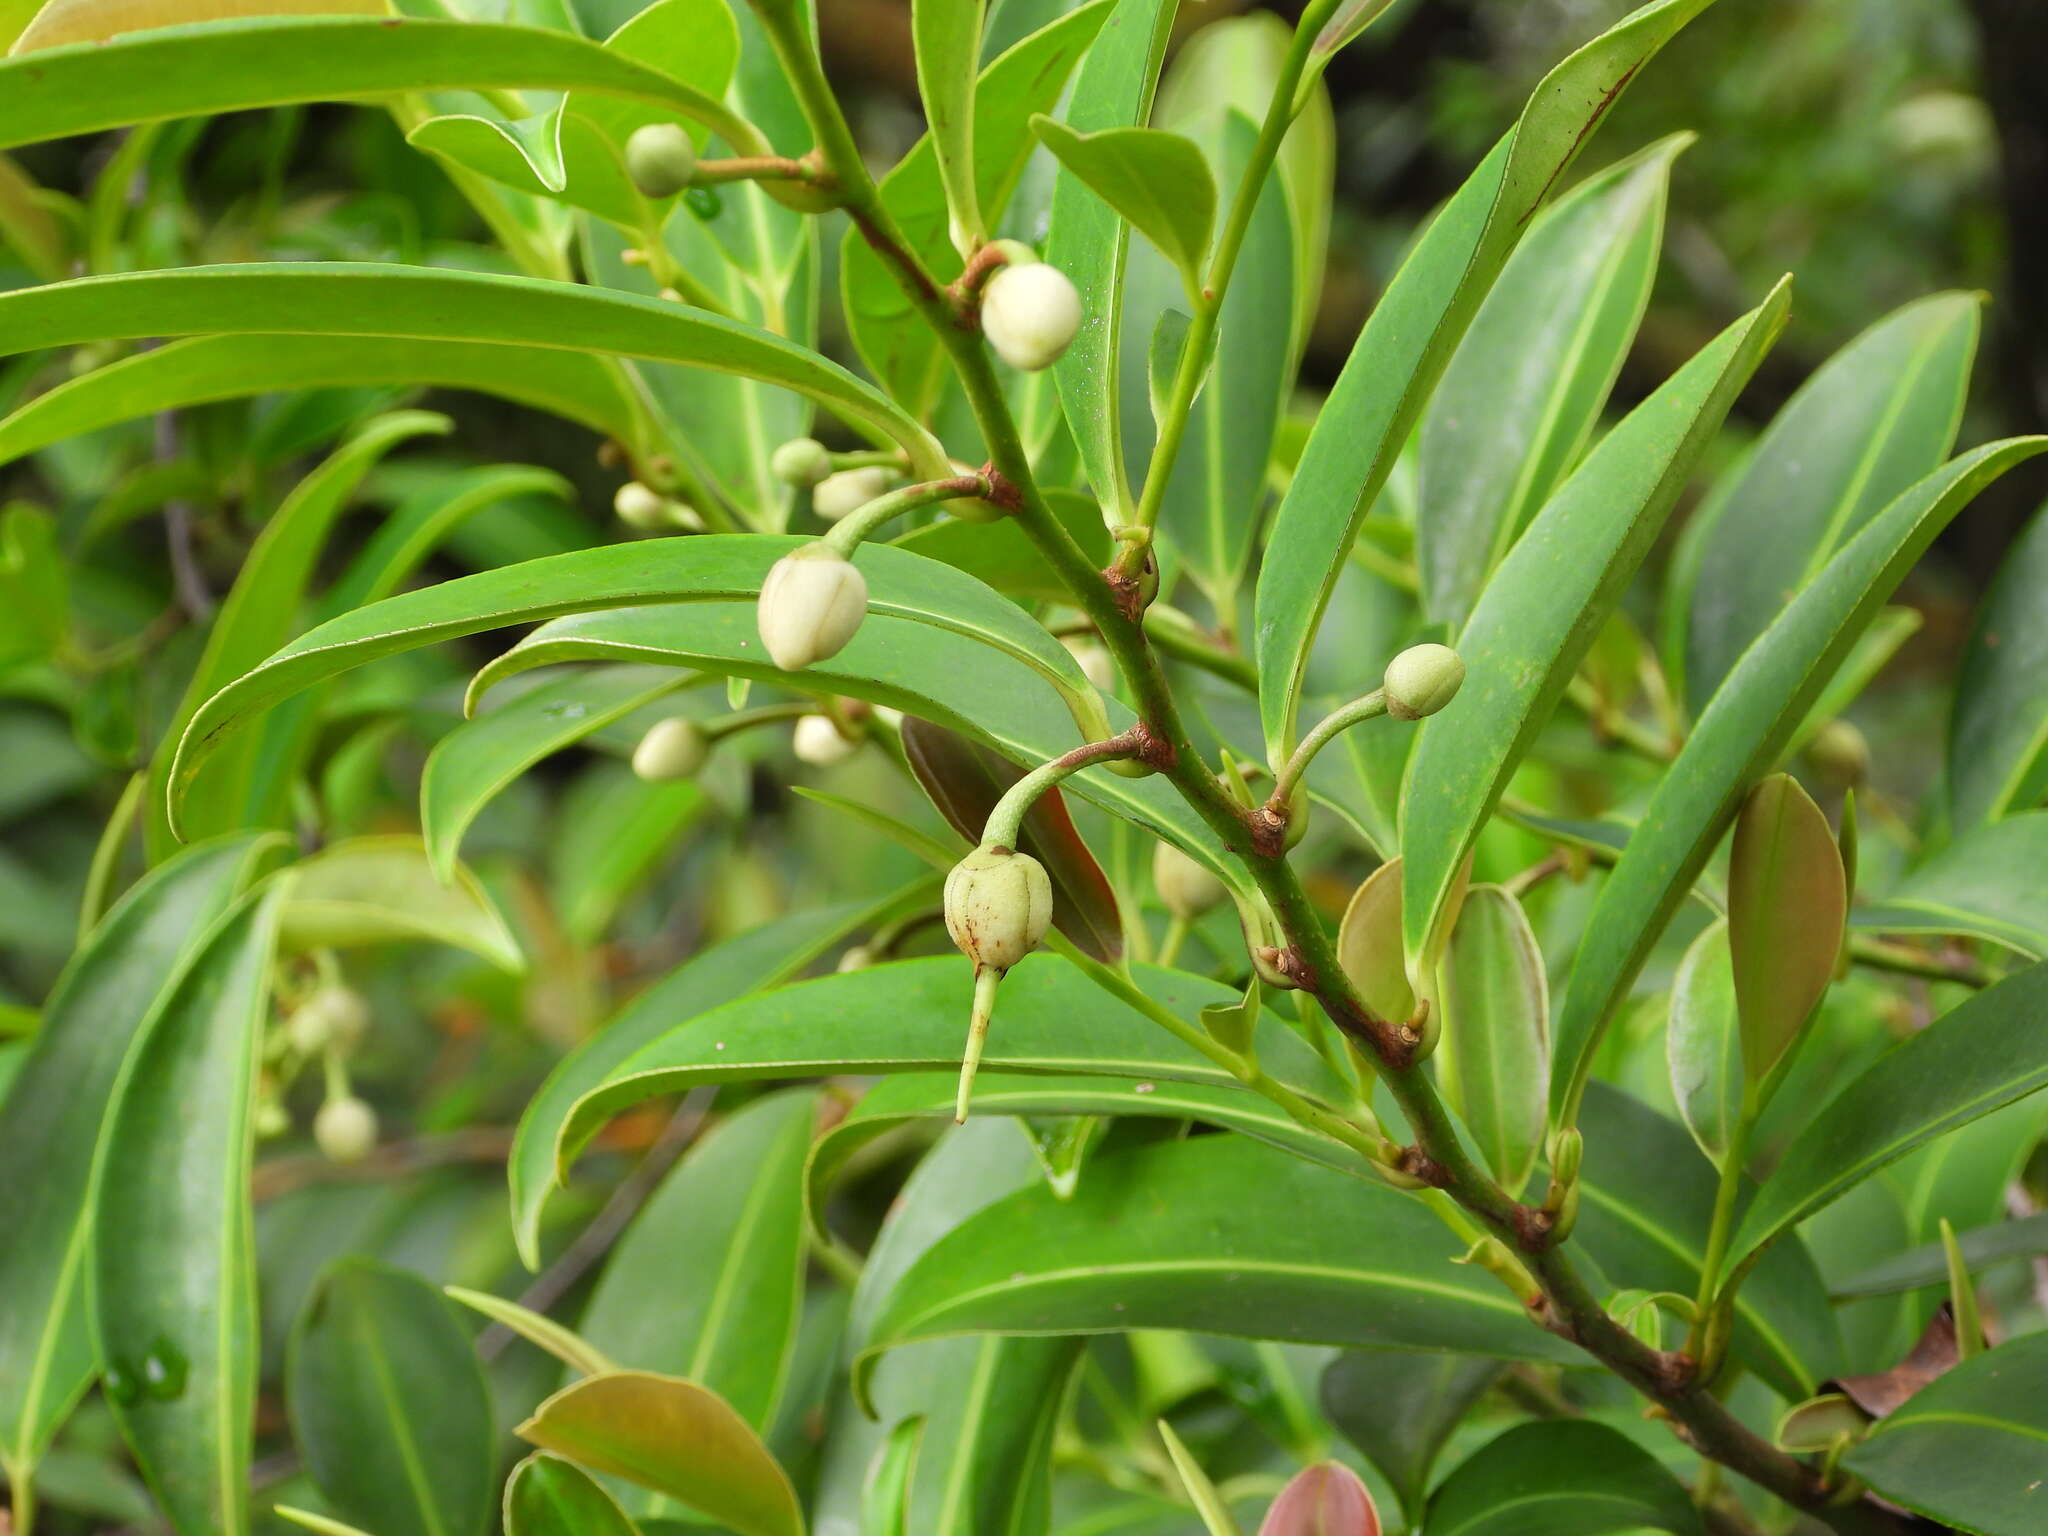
[1726,774,1845,1092]
[1842,1330,2048,1534]
[277,836,523,973]
[856,1134,1578,1412]
[504,1454,640,1536]
[1949,503,2048,828]
[913,0,984,253]
[0,835,274,1476]
[1032,119,1216,289]
[0,265,947,477]
[1681,293,1978,712]
[1045,0,1177,522]
[1319,1351,1498,1524]
[578,1090,817,1435]
[1400,284,1790,975]
[1435,886,1549,1196]
[1852,811,2048,957]
[12,0,376,52]
[92,886,285,1536]
[1255,0,1721,756]
[1552,438,2048,1126]
[286,1260,495,1536]
[1313,0,1401,61]
[1730,962,2048,1273]
[1157,1420,1241,1536]
[1424,1421,1703,1536]
[1417,135,1683,630]
[518,1372,802,1536]
[510,897,918,1265]
[1667,920,1741,1165]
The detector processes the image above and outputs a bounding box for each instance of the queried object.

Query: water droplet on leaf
[103,1357,141,1405]
[142,1336,189,1400]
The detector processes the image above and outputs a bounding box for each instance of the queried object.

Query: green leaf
[1552,437,2048,1126]
[1423,1420,1702,1536]
[1254,0,1720,755]
[1680,293,1978,713]
[444,1289,615,1378]
[1853,810,2048,957]
[274,1509,377,1536]
[1319,1350,1498,1524]
[510,897,918,1265]
[505,1454,641,1536]
[1842,1330,2048,1534]
[1045,0,1177,522]
[1335,856,1416,1025]
[856,1134,1578,1411]
[1666,919,1741,1165]
[913,0,985,253]
[92,885,285,1536]
[517,1371,802,1536]
[1831,1210,2048,1299]
[579,1090,817,1435]
[277,834,523,971]
[1950,501,2048,828]
[1418,135,1683,629]
[1727,774,1845,1091]
[0,835,275,1476]
[553,955,1354,1179]
[1156,1420,1241,1536]
[0,264,948,479]
[1032,119,1215,290]
[891,488,1112,605]
[1729,961,2048,1273]
[286,1259,495,1536]
[1401,284,1790,973]
[1573,1084,1840,1399]
[549,763,707,943]
[12,0,383,51]
[0,502,66,670]
[1435,885,1548,1196]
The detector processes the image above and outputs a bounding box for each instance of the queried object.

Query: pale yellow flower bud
[757,542,867,670]
[981,259,1082,372]
[633,717,708,781]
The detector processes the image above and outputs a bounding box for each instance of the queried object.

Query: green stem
[1687,1109,1755,1368]
[1272,690,1389,805]
[982,734,1145,849]
[1848,934,1992,989]
[1156,913,1190,968]
[821,472,993,557]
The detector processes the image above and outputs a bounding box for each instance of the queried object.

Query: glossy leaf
[1401,285,1789,973]
[277,835,522,971]
[913,0,983,252]
[1319,1350,1498,1523]
[1727,774,1845,1091]
[286,1259,494,1536]
[1032,119,1214,287]
[516,1371,802,1536]
[550,766,706,945]
[13,0,382,53]
[1335,857,1413,1025]
[505,1454,640,1536]
[1730,961,2048,1272]
[1666,919,1741,1165]
[1435,885,1548,1195]
[1842,1330,2048,1534]
[92,886,285,1536]
[1553,437,2048,1125]
[445,1288,614,1378]
[1853,810,2048,957]
[892,488,1112,605]
[1418,135,1682,629]
[1255,0,1719,754]
[1424,1421,1702,1536]
[1949,500,2048,828]
[1682,293,1978,711]
[1832,1210,2048,1299]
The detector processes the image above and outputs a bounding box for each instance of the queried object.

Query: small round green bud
[811,465,891,522]
[624,122,698,199]
[792,713,858,766]
[945,845,1053,973]
[1806,718,1869,789]
[633,717,709,781]
[1153,841,1225,920]
[770,437,834,488]
[1384,643,1465,721]
[314,1095,378,1164]
[980,259,1082,372]
[289,985,369,1057]
[757,542,868,670]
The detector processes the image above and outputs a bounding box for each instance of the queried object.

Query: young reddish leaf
[1727,773,1846,1092]
[1259,1463,1381,1536]
[1833,1303,1962,1420]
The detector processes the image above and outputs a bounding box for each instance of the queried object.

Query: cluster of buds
[264,981,380,1163]
[944,844,1053,1121]
[624,123,698,200]
[978,247,1082,373]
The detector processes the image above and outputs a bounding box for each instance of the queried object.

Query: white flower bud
[288,985,369,1057]
[771,437,834,487]
[757,542,868,670]
[624,122,698,199]
[811,465,892,522]
[1384,643,1465,721]
[980,258,1082,372]
[792,713,858,766]
[633,716,709,781]
[1153,841,1226,920]
[836,944,874,974]
[614,481,700,532]
[314,1095,378,1164]
[945,845,1053,973]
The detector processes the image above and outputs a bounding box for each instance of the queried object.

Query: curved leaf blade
[1727,774,1845,1090]
[1853,810,2048,959]
[1424,1420,1702,1536]
[1667,919,1740,1165]
[505,1454,640,1536]
[1949,500,2048,829]
[1435,885,1548,1196]
[277,835,523,973]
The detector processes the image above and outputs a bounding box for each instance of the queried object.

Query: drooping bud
[1153,840,1225,919]
[288,985,369,1057]
[1257,1462,1381,1536]
[624,122,698,199]
[633,716,709,781]
[792,713,858,766]
[945,845,1053,973]
[757,542,868,670]
[614,481,701,532]
[1383,643,1465,721]
[980,257,1083,372]
[811,465,892,522]
[770,436,834,488]
[314,1095,378,1164]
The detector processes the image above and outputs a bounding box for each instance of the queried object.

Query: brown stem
[691,153,827,187]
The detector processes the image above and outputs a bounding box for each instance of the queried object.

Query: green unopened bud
[624,122,698,199]
[757,542,867,670]
[792,713,858,766]
[633,716,708,781]
[981,257,1082,372]
[288,985,369,1057]
[811,465,891,521]
[314,1094,378,1164]
[945,845,1053,973]
[1806,718,1870,789]
[770,437,834,488]
[1153,841,1225,920]
[1384,643,1465,721]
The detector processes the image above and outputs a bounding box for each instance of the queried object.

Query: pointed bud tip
[1258,1462,1381,1536]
